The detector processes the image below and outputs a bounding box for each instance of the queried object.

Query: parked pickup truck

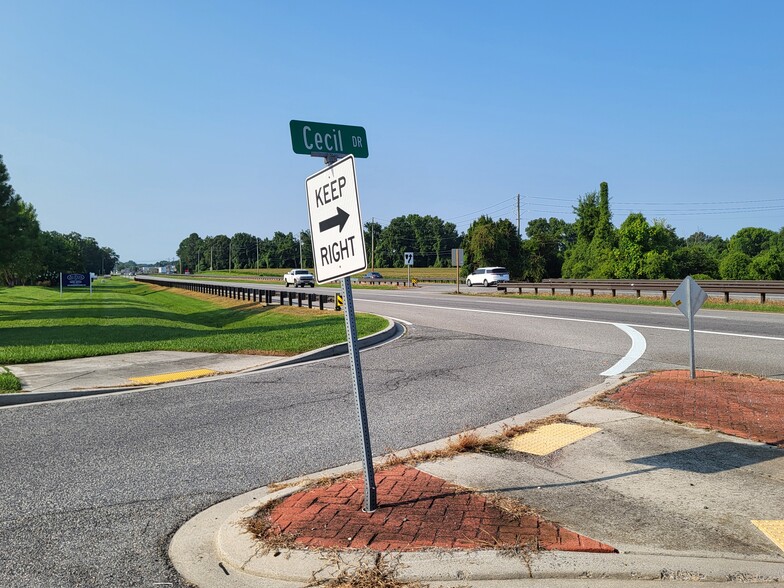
[283,269,315,287]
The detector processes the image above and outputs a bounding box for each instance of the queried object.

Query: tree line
[175,181,784,281]
[0,155,119,286]
[4,149,783,286]
[173,214,463,274]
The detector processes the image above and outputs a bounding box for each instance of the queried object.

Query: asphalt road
[1,287,783,587]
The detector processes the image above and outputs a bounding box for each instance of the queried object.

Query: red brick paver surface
[605,370,784,447]
[263,465,615,553]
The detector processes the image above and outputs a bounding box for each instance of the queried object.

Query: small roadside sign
[60,272,93,296]
[290,120,369,159]
[671,276,707,319]
[452,248,464,293]
[404,252,414,266]
[670,276,707,379]
[294,123,376,512]
[305,155,367,283]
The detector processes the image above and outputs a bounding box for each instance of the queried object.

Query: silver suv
[466,267,509,287]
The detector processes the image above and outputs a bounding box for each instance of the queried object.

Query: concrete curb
[170,373,784,586]
[239,317,403,371]
[0,319,402,407]
[214,483,784,584]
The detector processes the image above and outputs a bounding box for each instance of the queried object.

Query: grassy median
[0,277,388,364]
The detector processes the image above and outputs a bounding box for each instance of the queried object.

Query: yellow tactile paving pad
[129,369,218,385]
[508,423,601,456]
[752,520,784,553]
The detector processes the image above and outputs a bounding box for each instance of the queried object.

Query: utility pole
[256,237,260,274]
[210,247,213,271]
[228,238,231,273]
[371,217,375,272]
[517,193,521,238]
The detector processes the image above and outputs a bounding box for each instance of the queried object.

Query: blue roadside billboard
[61,273,91,287]
[60,272,93,295]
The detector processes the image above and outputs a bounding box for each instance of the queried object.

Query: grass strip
[479,291,784,313]
[0,278,388,364]
[0,368,22,392]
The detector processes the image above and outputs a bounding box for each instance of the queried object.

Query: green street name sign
[290,120,369,158]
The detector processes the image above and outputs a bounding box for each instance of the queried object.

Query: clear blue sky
[3,1,783,263]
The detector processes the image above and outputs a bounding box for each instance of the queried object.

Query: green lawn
[0,278,388,364]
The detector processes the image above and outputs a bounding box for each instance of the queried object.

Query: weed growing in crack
[308,551,428,588]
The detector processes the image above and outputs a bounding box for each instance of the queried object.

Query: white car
[284,269,315,287]
[466,267,509,287]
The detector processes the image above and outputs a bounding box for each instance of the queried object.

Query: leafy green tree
[727,227,777,257]
[372,215,459,268]
[719,250,752,279]
[463,215,523,277]
[230,232,256,269]
[2,199,41,285]
[524,217,575,279]
[685,231,727,252]
[377,216,415,267]
[271,231,298,267]
[299,229,313,268]
[100,247,119,274]
[672,245,720,278]
[177,233,203,273]
[0,155,42,285]
[572,190,602,243]
[748,249,783,279]
[205,235,230,270]
[363,220,383,269]
[612,213,649,278]
[562,183,616,278]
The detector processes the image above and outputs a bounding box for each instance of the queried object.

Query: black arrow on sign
[319,207,350,233]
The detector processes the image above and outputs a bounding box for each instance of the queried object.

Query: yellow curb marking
[129,369,218,385]
[508,423,601,456]
[752,520,784,553]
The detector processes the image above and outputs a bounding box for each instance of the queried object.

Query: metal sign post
[300,135,376,512]
[452,248,464,294]
[340,276,376,511]
[670,276,708,380]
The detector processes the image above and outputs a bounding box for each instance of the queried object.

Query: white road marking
[357,299,784,375]
[360,299,784,342]
[601,324,647,376]
[383,315,413,326]
[628,323,784,342]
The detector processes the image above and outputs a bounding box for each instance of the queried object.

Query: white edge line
[601,324,647,376]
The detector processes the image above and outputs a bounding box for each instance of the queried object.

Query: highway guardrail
[497,279,784,303]
[135,276,337,310]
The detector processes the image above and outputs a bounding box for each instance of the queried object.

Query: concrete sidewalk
[1,318,401,406]
[171,371,784,587]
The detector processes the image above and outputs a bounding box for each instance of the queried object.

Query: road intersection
[1,284,782,586]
